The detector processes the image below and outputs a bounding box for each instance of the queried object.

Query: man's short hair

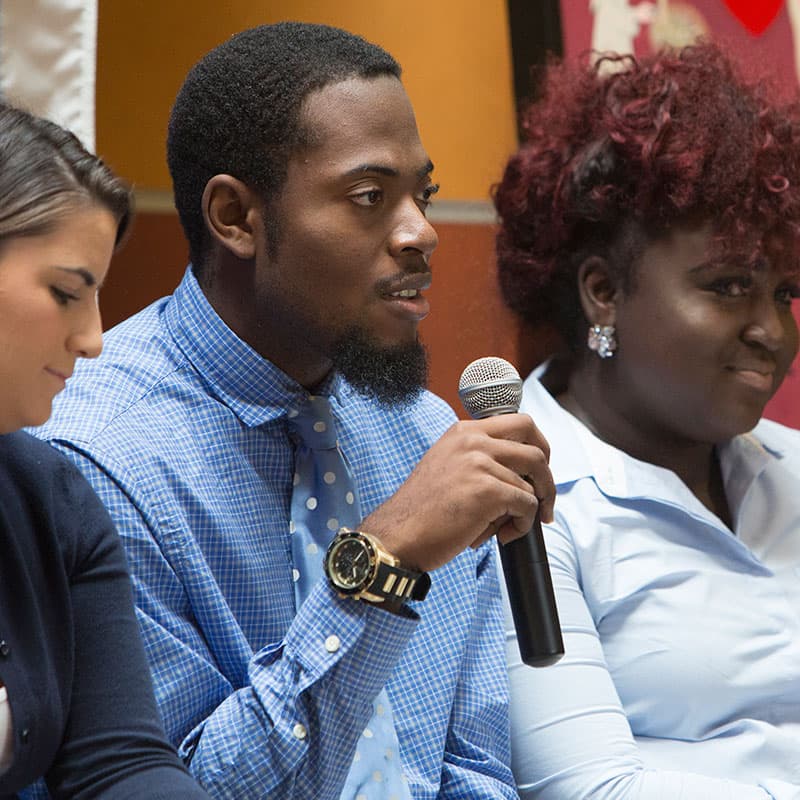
[167,22,401,277]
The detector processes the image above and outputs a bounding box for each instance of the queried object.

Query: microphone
[459,357,564,667]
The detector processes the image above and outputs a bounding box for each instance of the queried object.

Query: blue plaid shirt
[35,267,515,799]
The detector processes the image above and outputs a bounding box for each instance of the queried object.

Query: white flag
[0,0,98,151]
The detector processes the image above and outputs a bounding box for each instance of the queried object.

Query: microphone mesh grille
[458,357,523,418]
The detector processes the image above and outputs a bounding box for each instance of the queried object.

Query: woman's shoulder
[0,429,70,480]
[0,430,97,498]
[0,431,117,561]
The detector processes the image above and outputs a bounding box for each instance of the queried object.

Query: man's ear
[577,255,619,326]
[201,175,262,261]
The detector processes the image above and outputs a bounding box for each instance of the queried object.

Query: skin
[203,75,439,389]
[0,205,117,434]
[561,220,799,525]
[200,74,556,575]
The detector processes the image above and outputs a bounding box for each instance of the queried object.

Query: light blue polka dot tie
[287,395,411,800]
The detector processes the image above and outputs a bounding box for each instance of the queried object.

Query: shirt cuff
[283,580,419,690]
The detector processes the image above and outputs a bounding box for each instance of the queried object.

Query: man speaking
[37,22,554,799]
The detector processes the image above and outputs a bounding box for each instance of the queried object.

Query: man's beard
[331,327,428,408]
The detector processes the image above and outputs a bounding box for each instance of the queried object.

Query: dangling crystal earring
[587,324,617,359]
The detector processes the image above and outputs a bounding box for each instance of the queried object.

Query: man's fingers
[476,413,551,461]
[481,438,555,521]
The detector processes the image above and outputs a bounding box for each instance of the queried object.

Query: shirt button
[292,723,307,740]
[0,641,9,657]
[20,728,29,744]
[324,635,341,653]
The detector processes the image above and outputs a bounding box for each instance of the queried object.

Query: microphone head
[458,357,523,419]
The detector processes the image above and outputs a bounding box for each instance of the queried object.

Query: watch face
[328,536,375,592]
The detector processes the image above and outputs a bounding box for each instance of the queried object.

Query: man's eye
[420,183,440,204]
[351,189,382,207]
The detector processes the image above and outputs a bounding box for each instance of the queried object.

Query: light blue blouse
[506,365,800,799]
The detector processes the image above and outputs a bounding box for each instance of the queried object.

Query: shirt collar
[521,363,593,485]
[523,361,775,507]
[164,266,344,427]
[718,432,773,512]
[523,364,639,497]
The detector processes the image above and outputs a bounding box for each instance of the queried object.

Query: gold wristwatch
[324,528,430,604]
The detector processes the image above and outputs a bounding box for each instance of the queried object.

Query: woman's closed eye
[50,286,80,306]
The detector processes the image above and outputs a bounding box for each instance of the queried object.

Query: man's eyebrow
[55,266,97,287]
[343,160,435,179]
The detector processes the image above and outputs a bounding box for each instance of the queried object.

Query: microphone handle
[498,516,564,667]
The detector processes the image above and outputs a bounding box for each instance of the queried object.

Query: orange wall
[96,1,518,201]
[95,1,528,414]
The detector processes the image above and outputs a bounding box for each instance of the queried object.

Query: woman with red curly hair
[495,41,800,797]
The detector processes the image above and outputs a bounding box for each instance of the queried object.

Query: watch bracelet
[366,559,431,603]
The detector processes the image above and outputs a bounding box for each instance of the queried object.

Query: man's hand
[361,414,554,572]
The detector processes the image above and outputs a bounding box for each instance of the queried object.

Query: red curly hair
[494,41,800,352]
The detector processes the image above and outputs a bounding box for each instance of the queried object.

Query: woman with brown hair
[0,104,208,799]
